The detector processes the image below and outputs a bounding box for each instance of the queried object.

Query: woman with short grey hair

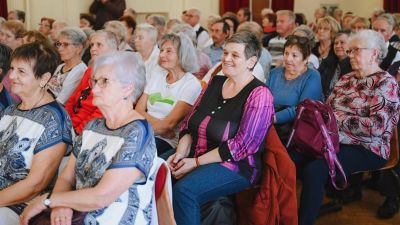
[48,27,87,104]
[20,52,158,225]
[104,20,132,51]
[136,32,202,155]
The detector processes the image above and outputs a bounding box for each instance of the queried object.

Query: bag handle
[286,105,305,148]
[314,110,347,190]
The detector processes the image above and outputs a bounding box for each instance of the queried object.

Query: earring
[123,96,128,100]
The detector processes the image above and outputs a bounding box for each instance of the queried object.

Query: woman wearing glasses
[292,30,400,225]
[48,27,87,104]
[21,52,158,225]
[0,42,73,225]
[266,35,322,144]
[64,30,118,135]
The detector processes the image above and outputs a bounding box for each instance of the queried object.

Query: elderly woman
[136,33,202,155]
[267,35,322,143]
[171,23,212,80]
[318,30,352,99]
[0,20,26,50]
[38,17,55,37]
[0,43,12,111]
[291,30,400,225]
[167,31,274,225]
[312,16,341,64]
[134,23,160,82]
[350,16,370,32]
[48,27,88,105]
[0,42,73,225]
[20,51,158,225]
[64,30,118,135]
[104,20,133,51]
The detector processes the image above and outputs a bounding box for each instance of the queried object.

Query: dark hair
[15,10,25,23]
[40,17,55,29]
[284,35,312,59]
[263,13,277,26]
[213,19,230,34]
[334,29,351,40]
[0,43,12,77]
[119,15,137,34]
[222,15,239,33]
[80,13,95,27]
[239,7,251,21]
[11,42,61,79]
[226,31,261,60]
[295,13,307,26]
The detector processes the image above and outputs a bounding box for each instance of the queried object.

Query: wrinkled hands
[20,194,74,225]
[19,195,47,225]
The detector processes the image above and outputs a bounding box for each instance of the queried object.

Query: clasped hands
[166,152,197,179]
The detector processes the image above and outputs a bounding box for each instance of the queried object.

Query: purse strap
[314,110,347,190]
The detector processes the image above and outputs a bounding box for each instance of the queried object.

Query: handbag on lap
[286,99,347,190]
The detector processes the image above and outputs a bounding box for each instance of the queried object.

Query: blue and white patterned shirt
[73,118,157,225]
[0,101,73,214]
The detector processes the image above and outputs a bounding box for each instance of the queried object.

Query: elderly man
[268,10,296,66]
[185,8,211,50]
[372,13,400,70]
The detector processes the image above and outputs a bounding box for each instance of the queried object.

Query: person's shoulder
[270,66,284,75]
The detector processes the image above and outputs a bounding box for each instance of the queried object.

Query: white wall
[294,0,383,24]
[6,0,219,29]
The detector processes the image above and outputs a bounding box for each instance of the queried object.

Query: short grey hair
[58,27,87,45]
[159,32,199,73]
[348,29,388,64]
[171,23,197,46]
[293,25,316,49]
[93,51,146,103]
[376,13,396,29]
[276,10,295,23]
[148,15,166,27]
[226,31,261,61]
[90,30,118,50]
[104,20,128,45]
[134,23,158,44]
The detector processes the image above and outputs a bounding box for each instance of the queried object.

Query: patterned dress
[73,118,157,225]
[0,101,73,214]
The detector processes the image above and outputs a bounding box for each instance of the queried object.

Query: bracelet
[195,157,200,167]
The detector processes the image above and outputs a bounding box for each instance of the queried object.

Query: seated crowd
[0,3,399,225]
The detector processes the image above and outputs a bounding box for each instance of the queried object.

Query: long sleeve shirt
[180,76,274,184]
[327,71,400,159]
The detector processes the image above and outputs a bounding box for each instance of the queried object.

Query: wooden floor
[315,189,400,225]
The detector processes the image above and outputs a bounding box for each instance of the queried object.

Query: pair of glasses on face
[73,86,91,114]
[345,47,371,55]
[89,77,118,89]
[55,42,77,48]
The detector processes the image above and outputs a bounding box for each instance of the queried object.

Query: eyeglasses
[286,35,309,45]
[38,23,50,27]
[89,77,118,88]
[345,47,371,55]
[55,42,77,48]
[73,87,91,114]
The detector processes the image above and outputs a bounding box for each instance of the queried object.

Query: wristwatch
[43,191,53,209]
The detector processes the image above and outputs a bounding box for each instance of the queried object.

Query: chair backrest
[381,127,399,170]
[155,160,176,225]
